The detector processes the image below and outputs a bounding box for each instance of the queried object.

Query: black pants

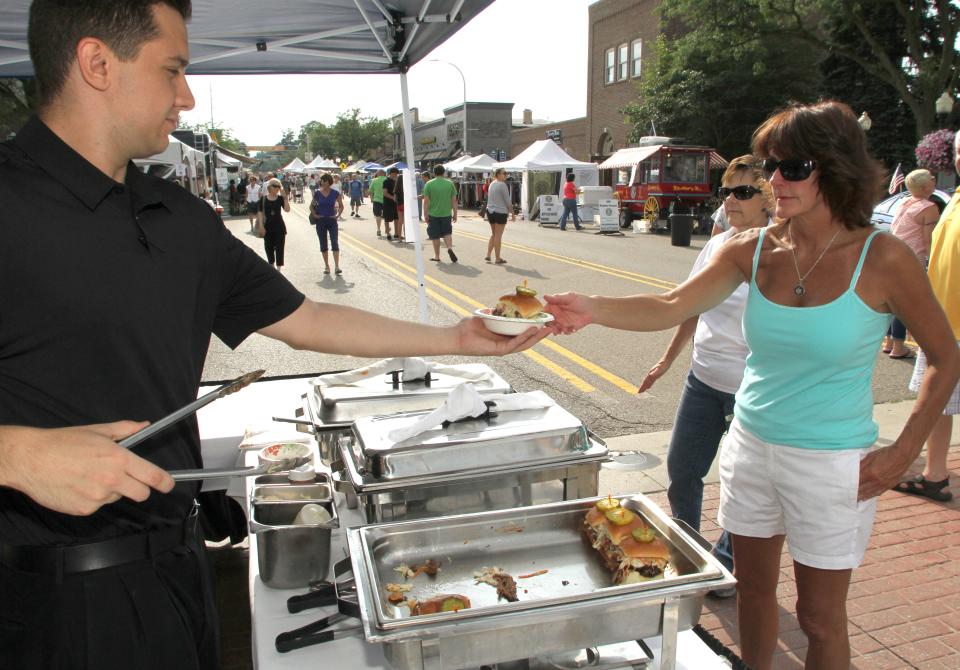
[264,230,286,266]
[0,519,219,670]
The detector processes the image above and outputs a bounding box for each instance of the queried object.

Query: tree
[624,22,821,160]
[331,109,391,160]
[298,121,336,159]
[656,0,957,140]
[179,120,247,153]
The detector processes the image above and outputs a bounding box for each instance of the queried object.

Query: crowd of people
[3,4,960,670]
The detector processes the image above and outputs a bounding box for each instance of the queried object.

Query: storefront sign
[546,128,563,143]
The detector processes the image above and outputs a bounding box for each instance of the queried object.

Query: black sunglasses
[762,158,817,182]
[718,185,761,200]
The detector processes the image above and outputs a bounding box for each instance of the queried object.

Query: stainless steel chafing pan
[277,494,735,669]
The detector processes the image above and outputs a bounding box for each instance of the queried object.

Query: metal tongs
[120,370,272,482]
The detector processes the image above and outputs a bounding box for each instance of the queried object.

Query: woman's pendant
[794,284,806,296]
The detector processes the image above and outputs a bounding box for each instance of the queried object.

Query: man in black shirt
[0,2,545,668]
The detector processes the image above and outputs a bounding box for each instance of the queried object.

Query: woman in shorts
[544,101,960,670]
[485,168,515,264]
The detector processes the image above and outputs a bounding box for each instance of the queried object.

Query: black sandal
[894,475,953,501]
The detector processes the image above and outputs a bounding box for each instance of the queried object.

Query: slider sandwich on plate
[475,281,554,336]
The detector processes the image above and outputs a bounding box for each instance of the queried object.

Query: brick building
[585,0,660,163]
[510,109,589,162]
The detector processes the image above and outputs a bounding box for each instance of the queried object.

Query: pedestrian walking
[331,174,344,220]
[311,173,344,275]
[245,174,261,232]
[422,165,459,263]
[558,172,583,230]
[369,169,386,237]
[416,171,426,221]
[485,168,515,264]
[382,166,400,241]
[259,178,290,271]
[348,174,364,217]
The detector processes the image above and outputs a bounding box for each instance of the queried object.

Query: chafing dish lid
[347,400,598,480]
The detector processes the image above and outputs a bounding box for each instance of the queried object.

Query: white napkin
[386,384,555,443]
[312,358,493,387]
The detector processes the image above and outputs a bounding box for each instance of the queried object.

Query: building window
[605,48,615,84]
[631,39,642,78]
[618,43,628,80]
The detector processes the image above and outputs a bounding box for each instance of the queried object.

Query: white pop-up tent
[0,0,493,324]
[281,157,308,174]
[306,156,339,171]
[135,135,207,197]
[457,154,496,174]
[493,140,599,219]
[441,154,475,173]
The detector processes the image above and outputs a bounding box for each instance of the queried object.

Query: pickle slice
[604,507,636,526]
[515,286,538,297]
[595,495,620,512]
[441,597,468,612]
[631,526,656,543]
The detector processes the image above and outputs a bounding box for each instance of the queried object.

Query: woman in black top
[261,178,291,271]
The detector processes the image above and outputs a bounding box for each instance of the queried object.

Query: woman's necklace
[787,227,842,296]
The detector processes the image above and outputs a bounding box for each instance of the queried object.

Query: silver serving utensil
[170,455,311,482]
[119,369,266,450]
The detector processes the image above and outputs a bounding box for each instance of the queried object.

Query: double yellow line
[337,229,642,396]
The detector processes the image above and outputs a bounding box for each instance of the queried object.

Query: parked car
[871,188,951,231]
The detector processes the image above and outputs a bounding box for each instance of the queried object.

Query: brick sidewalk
[643,449,960,669]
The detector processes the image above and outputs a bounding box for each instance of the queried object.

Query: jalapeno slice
[595,495,620,512]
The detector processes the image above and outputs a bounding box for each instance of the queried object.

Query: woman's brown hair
[752,101,885,229]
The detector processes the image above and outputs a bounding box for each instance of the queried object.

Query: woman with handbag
[259,178,290,271]
[311,173,344,275]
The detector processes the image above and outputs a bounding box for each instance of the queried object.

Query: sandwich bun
[619,536,670,562]
[494,293,543,319]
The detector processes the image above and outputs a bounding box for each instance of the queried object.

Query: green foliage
[625,0,958,168]
[295,110,390,163]
[180,120,246,152]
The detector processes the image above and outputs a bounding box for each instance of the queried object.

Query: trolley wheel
[643,197,660,223]
[619,208,633,229]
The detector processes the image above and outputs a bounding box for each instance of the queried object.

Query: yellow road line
[456,229,678,290]
[341,231,640,394]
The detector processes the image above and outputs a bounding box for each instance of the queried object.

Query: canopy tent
[306,156,338,171]
[363,162,385,172]
[492,140,599,219]
[441,154,475,173]
[281,157,308,173]
[135,135,207,197]
[458,154,496,174]
[215,151,241,166]
[0,0,494,324]
[341,160,369,174]
[386,161,408,170]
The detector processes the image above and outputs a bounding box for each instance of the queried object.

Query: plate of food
[475,282,555,336]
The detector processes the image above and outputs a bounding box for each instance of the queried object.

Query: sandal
[894,475,953,501]
[890,350,915,360]
[323,269,330,275]
[484,256,491,263]
[495,258,507,264]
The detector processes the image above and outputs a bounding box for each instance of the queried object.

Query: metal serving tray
[311,364,511,425]
[251,473,333,504]
[344,495,735,670]
[348,401,591,481]
[304,364,511,465]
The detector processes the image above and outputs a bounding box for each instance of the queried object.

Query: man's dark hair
[566,172,575,182]
[388,167,399,175]
[29,0,192,109]
[433,165,445,176]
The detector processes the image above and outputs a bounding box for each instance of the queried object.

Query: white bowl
[474,308,555,336]
[258,442,312,467]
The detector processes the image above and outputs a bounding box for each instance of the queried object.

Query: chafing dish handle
[275,617,362,652]
[671,517,713,553]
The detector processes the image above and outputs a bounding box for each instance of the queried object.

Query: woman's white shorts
[717,418,877,570]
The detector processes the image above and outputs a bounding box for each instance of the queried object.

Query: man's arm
[0,422,175,516]
[259,299,548,358]
[451,190,458,222]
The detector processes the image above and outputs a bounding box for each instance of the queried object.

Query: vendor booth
[0,3,740,668]
[493,140,598,220]
[306,156,339,172]
[281,157,308,174]
[136,135,208,198]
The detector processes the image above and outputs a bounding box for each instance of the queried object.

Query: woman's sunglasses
[762,158,816,182]
[718,185,761,200]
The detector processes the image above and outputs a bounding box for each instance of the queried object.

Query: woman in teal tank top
[544,102,960,670]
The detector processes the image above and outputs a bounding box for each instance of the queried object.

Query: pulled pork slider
[492,281,543,319]
[583,497,670,584]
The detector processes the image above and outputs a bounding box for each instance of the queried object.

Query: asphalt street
[203,197,917,439]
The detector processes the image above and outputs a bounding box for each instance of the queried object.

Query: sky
[179,0,594,147]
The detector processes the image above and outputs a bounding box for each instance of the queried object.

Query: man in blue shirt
[348,174,364,218]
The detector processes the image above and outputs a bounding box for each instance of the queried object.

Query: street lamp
[428,59,468,156]
[935,90,954,127]
[857,111,872,132]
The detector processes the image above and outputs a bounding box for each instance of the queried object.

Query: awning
[214,144,257,165]
[0,1,495,77]
[215,151,241,166]
[598,146,661,170]
[709,151,729,169]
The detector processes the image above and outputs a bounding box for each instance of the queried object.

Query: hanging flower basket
[915,129,956,173]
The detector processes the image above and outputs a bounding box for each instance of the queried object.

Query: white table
[195,376,732,669]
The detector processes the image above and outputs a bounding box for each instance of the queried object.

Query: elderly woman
[882,168,940,358]
[637,155,772,583]
[544,101,960,670]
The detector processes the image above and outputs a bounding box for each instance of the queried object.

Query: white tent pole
[400,71,429,324]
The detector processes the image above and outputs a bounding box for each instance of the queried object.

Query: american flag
[888,163,905,194]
